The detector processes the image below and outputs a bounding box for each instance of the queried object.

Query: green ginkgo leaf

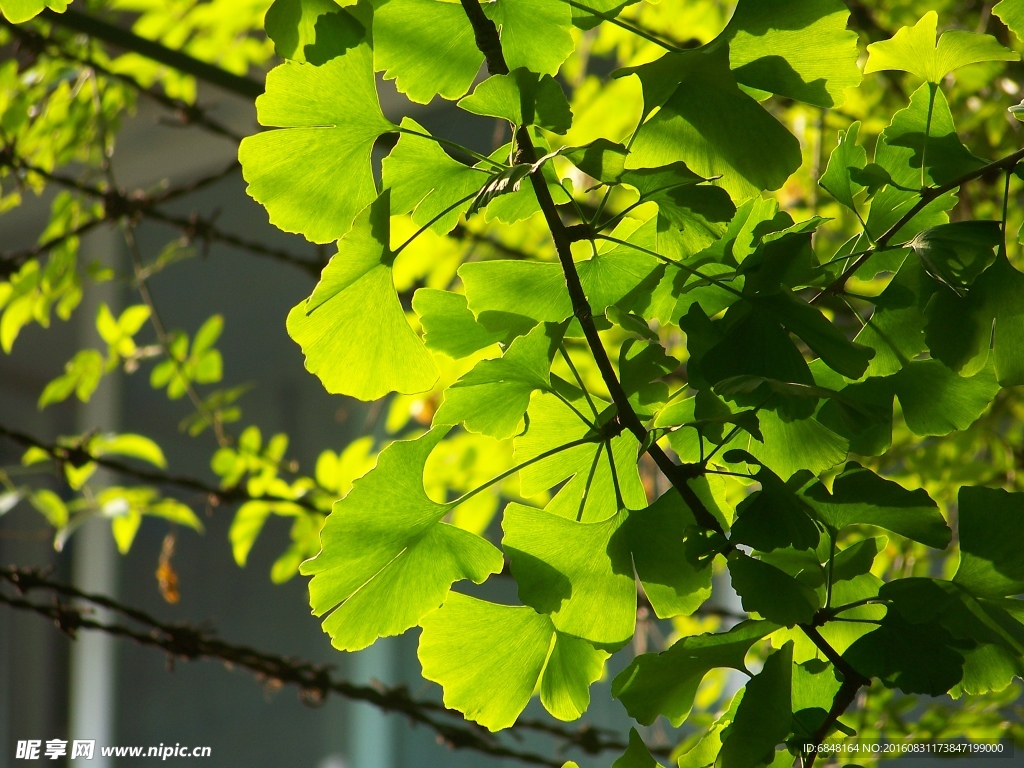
[844,609,966,696]
[718,642,794,768]
[503,490,713,647]
[909,221,1001,292]
[613,729,665,768]
[626,45,801,199]
[264,0,364,64]
[800,462,950,549]
[728,553,820,627]
[412,289,507,359]
[0,0,68,23]
[954,486,1024,597]
[461,260,572,328]
[730,464,820,552]
[863,84,982,247]
[924,255,1024,386]
[724,0,862,107]
[854,256,934,378]
[995,0,1024,42]
[239,44,396,244]
[514,391,647,522]
[880,578,1024,696]
[383,118,487,234]
[485,0,574,76]
[418,593,608,730]
[300,428,503,651]
[893,360,999,437]
[865,11,1016,83]
[434,322,564,439]
[819,121,867,213]
[612,620,778,726]
[374,0,483,103]
[286,192,438,400]
[458,70,573,133]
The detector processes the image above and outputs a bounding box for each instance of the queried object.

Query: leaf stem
[551,0,685,52]
[392,191,481,256]
[824,532,837,610]
[450,435,595,508]
[549,388,598,430]
[920,83,937,190]
[559,343,601,419]
[398,127,507,170]
[595,234,744,296]
[577,442,605,521]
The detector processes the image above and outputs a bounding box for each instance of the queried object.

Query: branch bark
[41,8,264,99]
[819,145,1024,299]
[456,0,724,536]
[0,566,632,765]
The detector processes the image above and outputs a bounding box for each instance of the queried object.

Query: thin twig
[0,566,632,763]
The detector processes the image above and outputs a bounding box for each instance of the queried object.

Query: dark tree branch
[798,622,871,765]
[0,422,324,513]
[819,145,1024,299]
[457,0,724,536]
[1,19,245,143]
[0,149,322,277]
[41,8,264,100]
[0,566,631,763]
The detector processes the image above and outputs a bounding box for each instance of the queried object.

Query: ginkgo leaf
[909,221,1001,292]
[503,491,713,648]
[880,578,1024,697]
[865,11,1016,83]
[613,729,665,768]
[383,117,486,234]
[864,84,982,246]
[718,642,794,768]
[724,0,861,107]
[612,620,778,726]
[800,462,950,549]
[461,260,572,328]
[995,0,1024,42]
[300,428,503,651]
[373,0,483,103]
[729,553,820,627]
[239,44,396,244]
[854,256,934,378]
[819,121,867,213]
[485,0,574,76]
[0,0,68,23]
[287,193,438,400]
[434,322,564,439]
[730,465,820,552]
[625,45,801,199]
[514,391,647,522]
[893,359,999,436]
[264,0,364,64]
[412,289,507,359]
[459,70,573,133]
[789,659,843,742]
[617,166,735,250]
[418,593,608,730]
[954,486,1024,597]
[844,610,967,696]
[504,502,636,647]
[753,291,874,380]
[742,408,850,479]
[924,255,1024,386]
